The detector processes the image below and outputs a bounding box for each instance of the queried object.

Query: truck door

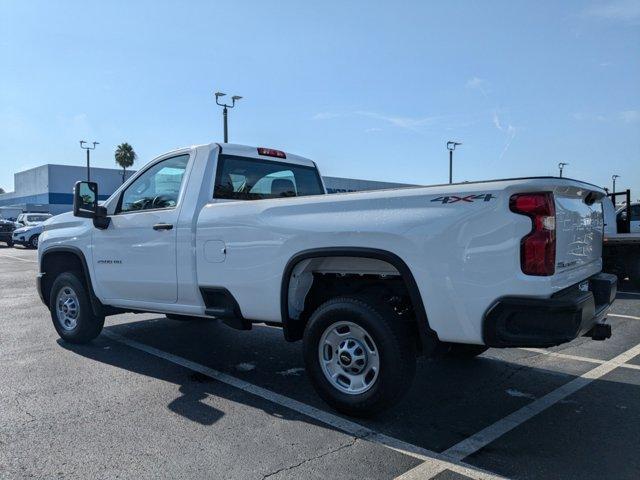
[92,154,190,303]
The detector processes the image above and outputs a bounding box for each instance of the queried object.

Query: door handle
[153,223,173,231]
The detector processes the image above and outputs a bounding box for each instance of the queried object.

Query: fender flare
[40,246,105,317]
[279,247,438,348]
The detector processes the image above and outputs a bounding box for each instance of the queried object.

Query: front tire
[303,296,416,417]
[50,272,105,344]
[29,234,39,249]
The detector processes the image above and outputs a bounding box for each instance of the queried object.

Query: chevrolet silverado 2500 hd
[37,143,617,416]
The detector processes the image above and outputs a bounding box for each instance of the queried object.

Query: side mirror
[73,181,111,229]
[73,181,98,218]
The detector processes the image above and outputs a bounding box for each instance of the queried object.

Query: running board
[203,307,252,330]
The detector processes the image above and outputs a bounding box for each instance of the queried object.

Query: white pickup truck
[37,143,617,416]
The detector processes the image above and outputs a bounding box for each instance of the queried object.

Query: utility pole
[446,141,462,184]
[79,141,99,181]
[612,174,620,193]
[214,92,242,143]
[558,162,568,178]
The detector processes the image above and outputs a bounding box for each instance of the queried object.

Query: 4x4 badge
[431,194,496,204]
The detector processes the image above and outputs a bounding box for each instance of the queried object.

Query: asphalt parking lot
[1,246,640,479]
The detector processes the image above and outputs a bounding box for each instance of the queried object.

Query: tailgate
[554,186,604,274]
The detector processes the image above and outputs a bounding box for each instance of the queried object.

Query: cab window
[118,154,189,213]
[214,155,324,200]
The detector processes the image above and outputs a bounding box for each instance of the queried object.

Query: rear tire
[303,296,416,417]
[29,234,39,249]
[445,343,489,358]
[50,272,105,344]
[6,239,14,247]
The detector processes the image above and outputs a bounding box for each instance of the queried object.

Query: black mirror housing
[73,181,98,218]
[93,206,110,229]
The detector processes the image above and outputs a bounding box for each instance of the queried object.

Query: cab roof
[212,143,317,168]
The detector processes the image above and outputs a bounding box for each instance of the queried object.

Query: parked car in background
[16,213,52,227]
[0,218,17,246]
[12,214,52,249]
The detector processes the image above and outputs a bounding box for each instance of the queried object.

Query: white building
[0,165,134,216]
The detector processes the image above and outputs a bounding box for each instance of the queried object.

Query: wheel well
[41,251,85,308]
[281,249,437,352]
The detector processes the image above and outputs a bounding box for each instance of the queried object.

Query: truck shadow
[60,313,640,459]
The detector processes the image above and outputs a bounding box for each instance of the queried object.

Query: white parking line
[0,252,37,263]
[103,330,506,480]
[520,347,640,372]
[443,342,640,461]
[520,347,605,365]
[397,342,640,479]
[609,313,640,321]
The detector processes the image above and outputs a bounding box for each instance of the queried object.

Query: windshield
[25,215,50,223]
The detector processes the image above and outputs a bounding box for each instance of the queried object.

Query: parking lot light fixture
[612,174,620,193]
[558,162,568,178]
[79,140,99,181]
[446,141,462,184]
[215,91,242,143]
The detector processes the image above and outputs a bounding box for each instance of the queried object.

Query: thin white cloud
[468,77,518,161]
[466,76,489,99]
[492,110,517,160]
[571,110,639,123]
[492,111,503,131]
[619,110,640,123]
[313,109,480,134]
[355,111,440,131]
[584,0,640,23]
[312,112,343,120]
[466,77,484,89]
[572,112,608,122]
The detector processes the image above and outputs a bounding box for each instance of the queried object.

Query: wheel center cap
[339,353,352,365]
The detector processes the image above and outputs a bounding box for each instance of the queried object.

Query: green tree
[0,187,5,194]
[114,142,137,184]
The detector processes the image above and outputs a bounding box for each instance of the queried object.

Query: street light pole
[215,92,242,143]
[558,162,568,178]
[612,174,620,193]
[446,141,462,184]
[79,141,99,181]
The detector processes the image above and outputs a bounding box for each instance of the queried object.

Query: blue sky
[1,0,639,194]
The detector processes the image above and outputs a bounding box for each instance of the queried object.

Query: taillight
[257,147,286,159]
[509,192,556,276]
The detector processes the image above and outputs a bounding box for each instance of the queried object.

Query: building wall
[0,164,135,215]
[0,164,416,216]
[322,176,418,193]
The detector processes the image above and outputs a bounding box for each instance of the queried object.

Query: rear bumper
[483,272,617,348]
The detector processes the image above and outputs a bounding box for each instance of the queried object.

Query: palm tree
[114,143,137,184]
